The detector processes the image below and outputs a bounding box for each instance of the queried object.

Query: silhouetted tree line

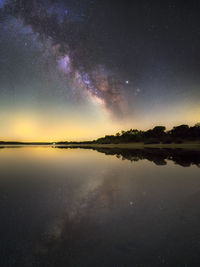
[95,123,200,144]
[0,141,52,145]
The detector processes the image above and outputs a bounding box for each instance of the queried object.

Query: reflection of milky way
[1,0,127,117]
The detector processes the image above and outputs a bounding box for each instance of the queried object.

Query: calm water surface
[0,147,200,267]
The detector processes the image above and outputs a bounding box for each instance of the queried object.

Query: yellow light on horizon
[13,117,38,139]
[1,109,125,142]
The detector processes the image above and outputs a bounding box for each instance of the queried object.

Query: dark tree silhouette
[94,124,200,144]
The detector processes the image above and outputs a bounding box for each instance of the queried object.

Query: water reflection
[56,146,200,167]
[0,147,200,266]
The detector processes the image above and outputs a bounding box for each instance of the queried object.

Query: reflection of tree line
[56,147,200,167]
[95,148,200,167]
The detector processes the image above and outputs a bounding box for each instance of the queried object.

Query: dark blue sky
[0,0,200,140]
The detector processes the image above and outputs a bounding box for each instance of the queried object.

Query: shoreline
[55,142,200,150]
[0,142,200,150]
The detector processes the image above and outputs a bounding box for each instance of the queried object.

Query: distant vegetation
[95,123,200,144]
[0,142,52,145]
[57,123,200,145]
[0,124,199,146]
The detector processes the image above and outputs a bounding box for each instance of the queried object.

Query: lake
[0,146,200,267]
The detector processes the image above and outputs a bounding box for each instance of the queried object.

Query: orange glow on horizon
[0,105,199,142]
[0,112,123,142]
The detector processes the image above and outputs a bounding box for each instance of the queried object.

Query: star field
[0,0,200,140]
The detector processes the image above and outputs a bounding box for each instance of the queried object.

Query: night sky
[0,0,200,141]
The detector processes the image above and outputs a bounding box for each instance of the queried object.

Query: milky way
[1,0,200,135]
[0,0,127,117]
